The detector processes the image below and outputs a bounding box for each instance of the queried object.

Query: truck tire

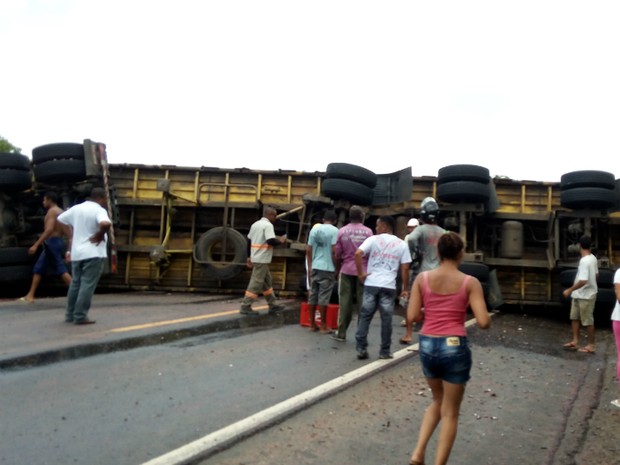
[195,227,248,280]
[33,159,86,184]
[597,269,614,288]
[560,269,577,287]
[437,164,490,184]
[321,178,374,205]
[560,187,615,210]
[32,143,84,164]
[325,163,378,188]
[437,181,490,204]
[0,247,32,265]
[458,262,490,281]
[0,169,32,192]
[560,170,615,190]
[0,153,31,170]
[0,265,32,282]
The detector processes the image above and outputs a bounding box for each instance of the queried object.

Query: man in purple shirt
[331,206,373,342]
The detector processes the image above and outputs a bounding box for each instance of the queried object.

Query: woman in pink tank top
[406,232,490,465]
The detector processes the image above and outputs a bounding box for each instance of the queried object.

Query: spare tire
[325,163,378,188]
[437,164,490,184]
[195,227,248,280]
[321,178,374,205]
[560,170,615,190]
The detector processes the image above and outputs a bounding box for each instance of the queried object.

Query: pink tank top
[420,271,470,337]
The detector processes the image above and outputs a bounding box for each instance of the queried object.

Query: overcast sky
[1,1,618,183]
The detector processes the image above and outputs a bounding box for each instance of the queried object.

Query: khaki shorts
[570,296,596,326]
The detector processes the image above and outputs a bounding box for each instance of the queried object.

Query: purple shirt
[335,222,373,276]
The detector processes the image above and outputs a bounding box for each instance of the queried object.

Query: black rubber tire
[0,247,32,265]
[325,163,378,188]
[0,153,31,170]
[458,262,490,281]
[560,187,616,210]
[596,288,616,305]
[437,181,490,204]
[195,227,248,280]
[597,269,615,288]
[560,170,615,191]
[0,264,32,282]
[437,164,490,184]
[32,143,84,164]
[321,178,374,205]
[33,159,86,184]
[0,169,32,192]
[560,268,614,288]
[560,269,577,288]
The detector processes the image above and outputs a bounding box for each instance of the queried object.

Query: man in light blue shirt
[306,210,339,332]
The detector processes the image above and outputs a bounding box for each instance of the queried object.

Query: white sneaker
[611,399,620,408]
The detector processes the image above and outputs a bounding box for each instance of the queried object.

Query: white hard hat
[407,218,419,227]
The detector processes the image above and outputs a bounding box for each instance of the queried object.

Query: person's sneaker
[239,308,260,316]
[379,353,394,359]
[330,334,346,342]
[357,350,369,360]
[74,318,96,325]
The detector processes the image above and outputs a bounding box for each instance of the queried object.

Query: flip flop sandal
[399,337,412,345]
[578,347,595,354]
[562,342,578,350]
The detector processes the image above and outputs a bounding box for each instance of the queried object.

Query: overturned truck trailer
[1,140,619,317]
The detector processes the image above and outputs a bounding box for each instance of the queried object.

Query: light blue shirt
[308,223,338,272]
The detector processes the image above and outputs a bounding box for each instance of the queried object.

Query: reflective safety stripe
[245,291,259,299]
[263,288,274,297]
[251,244,273,249]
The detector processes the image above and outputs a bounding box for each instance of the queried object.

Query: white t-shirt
[358,233,411,289]
[611,269,620,321]
[58,200,111,261]
[571,253,598,300]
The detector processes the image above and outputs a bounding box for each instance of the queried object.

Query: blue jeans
[418,335,472,384]
[355,286,396,356]
[66,258,105,322]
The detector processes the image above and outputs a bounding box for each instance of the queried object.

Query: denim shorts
[418,334,472,384]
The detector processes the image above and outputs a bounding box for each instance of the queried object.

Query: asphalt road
[1,294,619,465]
[203,310,620,465]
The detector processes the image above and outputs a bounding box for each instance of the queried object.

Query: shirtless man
[20,192,72,302]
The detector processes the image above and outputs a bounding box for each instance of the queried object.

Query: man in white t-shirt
[57,187,112,325]
[354,215,411,360]
[562,235,599,353]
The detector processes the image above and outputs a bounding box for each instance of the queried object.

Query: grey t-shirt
[407,224,446,272]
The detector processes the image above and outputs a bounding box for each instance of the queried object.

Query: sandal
[578,346,595,354]
[563,342,578,350]
[399,337,412,345]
